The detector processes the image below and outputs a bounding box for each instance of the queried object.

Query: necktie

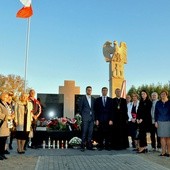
[103,97,106,106]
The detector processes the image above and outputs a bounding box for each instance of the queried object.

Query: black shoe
[9,144,13,150]
[80,146,85,152]
[159,153,167,156]
[80,147,85,152]
[87,147,95,150]
[4,150,10,154]
[80,144,85,152]
[0,155,4,160]
[105,147,111,151]
[98,147,103,151]
[17,149,22,154]
[159,153,170,157]
[1,155,7,159]
[166,154,170,157]
[31,146,38,149]
[137,149,148,154]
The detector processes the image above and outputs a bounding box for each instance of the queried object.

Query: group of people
[1,86,170,160]
[78,86,170,157]
[127,89,170,156]
[78,86,129,151]
[0,89,41,160]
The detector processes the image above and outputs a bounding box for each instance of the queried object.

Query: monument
[103,40,127,97]
[37,81,99,119]
[59,80,80,118]
[37,93,64,119]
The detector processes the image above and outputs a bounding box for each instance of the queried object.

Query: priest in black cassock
[111,88,129,150]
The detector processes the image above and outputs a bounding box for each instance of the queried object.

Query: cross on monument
[59,80,80,118]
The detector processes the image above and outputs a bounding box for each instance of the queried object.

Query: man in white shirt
[78,86,95,151]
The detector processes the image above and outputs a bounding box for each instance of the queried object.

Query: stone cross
[59,80,80,118]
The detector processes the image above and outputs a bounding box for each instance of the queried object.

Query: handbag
[0,119,4,128]
[11,120,17,131]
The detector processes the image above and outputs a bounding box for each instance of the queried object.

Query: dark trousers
[150,124,161,148]
[9,129,16,146]
[97,122,112,148]
[31,123,38,147]
[0,137,7,155]
[81,118,94,148]
[25,123,37,148]
[138,122,147,147]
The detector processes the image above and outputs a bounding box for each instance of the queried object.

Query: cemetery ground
[1,135,170,170]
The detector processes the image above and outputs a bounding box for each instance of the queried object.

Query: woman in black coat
[137,90,152,153]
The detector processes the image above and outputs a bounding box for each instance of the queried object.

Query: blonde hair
[131,93,139,99]
[19,93,28,101]
[0,92,9,100]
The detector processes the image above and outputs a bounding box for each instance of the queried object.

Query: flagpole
[24,17,31,92]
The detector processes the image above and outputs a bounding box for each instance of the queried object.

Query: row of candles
[43,138,68,149]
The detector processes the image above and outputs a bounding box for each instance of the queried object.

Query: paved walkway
[35,154,170,170]
[1,140,170,170]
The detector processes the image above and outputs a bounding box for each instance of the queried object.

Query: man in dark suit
[112,88,129,150]
[94,87,113,150]
[78,86,95,151]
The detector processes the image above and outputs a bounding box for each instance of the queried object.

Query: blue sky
[1,0,170,95]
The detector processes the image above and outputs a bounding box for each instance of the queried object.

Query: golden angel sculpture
[103,40,127,78]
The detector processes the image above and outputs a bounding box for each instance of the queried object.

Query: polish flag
[16,0,33,18]
[121,80,126,99]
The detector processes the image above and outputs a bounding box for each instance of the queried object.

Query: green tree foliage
[0,74,27,96]
[127,85,137,95]
[127,83,170,99]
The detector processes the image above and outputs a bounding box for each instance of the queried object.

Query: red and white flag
[16,0,33,18]
[120,80,126,99]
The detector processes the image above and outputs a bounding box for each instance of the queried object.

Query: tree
[127,83,170,99]
[0,74,28,96]
[127,85,137,95]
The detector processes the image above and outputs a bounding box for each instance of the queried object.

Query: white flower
[69,137,82,145]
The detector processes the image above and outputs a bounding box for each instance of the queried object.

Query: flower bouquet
[74,114,82,131]
[58,117,68,131]
[46,118,60,130]
[46,115,82,131]
[66,114,82,131]
[69,137,82,148]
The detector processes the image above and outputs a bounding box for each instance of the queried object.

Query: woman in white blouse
[127,93,140,149]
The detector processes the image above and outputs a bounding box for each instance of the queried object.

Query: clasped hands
[137,119,143,124]
[7,113,15,120]
[95,120,113,126]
